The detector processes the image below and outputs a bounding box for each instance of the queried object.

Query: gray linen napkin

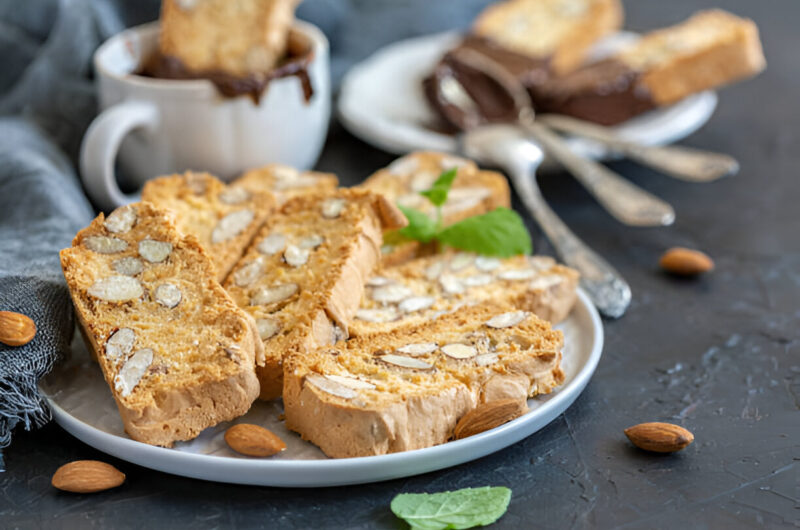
[0,0,160,469]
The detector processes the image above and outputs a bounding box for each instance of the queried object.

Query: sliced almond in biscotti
[350,252,579,338]
[283,303,565,458]
[59,202,262,448]
[224,188,408,400]
[359,151,511,266]
[233,163,338,206]
[141,171,275,282]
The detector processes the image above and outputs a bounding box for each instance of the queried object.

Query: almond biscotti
[534,9,766,124]
[160,0,299,76]
[141,172,275,282]
[284,303,565,458]
[233,163,339,206]
[352,252,579,337]
[473,0,624,75]
[360,152,511,266]
[223,189,407,400]
[60,202,262,447]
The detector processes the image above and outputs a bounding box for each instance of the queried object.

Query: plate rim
[43,289,603,487]
[337,30,718,157]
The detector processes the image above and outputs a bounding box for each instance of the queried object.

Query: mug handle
[80,100,160,211]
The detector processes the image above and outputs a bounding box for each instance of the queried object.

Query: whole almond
[453,399,528,440]
[225,423,286,457]
[0,311,37,347]
[624,422,694,453]
[51,460,125,493]
[659,247,714,276]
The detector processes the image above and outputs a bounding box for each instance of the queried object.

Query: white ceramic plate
[338,31,718,161]
[40,289,602,487]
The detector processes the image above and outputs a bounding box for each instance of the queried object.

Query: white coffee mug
[80,21,330,211]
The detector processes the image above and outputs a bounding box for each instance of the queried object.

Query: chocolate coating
[137,32,314,105]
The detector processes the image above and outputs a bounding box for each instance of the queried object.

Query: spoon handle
[507,157,632,318]
[539,114,739,182]
[523,121,676,227]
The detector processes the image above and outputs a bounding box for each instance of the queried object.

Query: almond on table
[283,303,565,458]
[60,202,262,447]
[223,188,407,400]
[142,171,275,282]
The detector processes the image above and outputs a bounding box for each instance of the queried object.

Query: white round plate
[40,289,602,487]
[338,31,718,161]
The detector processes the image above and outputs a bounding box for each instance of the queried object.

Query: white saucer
[40,290,603,487]
[338,31,717,162]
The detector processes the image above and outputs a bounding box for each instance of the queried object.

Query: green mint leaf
[420,168,458,207]
[391,486,512,530]
[398,205,438,243]
[437,207,532,257]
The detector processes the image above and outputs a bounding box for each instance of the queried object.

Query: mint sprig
[391,486,512,530]
[395,169,532,257]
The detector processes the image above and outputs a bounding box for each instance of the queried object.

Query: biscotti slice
[352,252,579,338]
[233,163,339,206]
[534,9,766,125]
[160,0,298,76]
[284,303,565,457]
[141,172,275,282]
[360,152,511,266]
[59,202,262,447]
[223,189,407,400]
[473,0,623,75]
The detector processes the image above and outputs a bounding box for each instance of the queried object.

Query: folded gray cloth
[0,0,155,470]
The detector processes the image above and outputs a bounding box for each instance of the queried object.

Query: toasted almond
[225,424,286,457]
[454,399,528,439]
[624,422,694,453]
[51,460,125,493]
[659,248,714,276]
[0,311,36,347]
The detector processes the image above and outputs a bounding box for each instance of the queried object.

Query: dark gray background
[2,0,798,528]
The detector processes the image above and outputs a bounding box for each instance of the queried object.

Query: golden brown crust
[473,0,623,74]
[621,10,766,105]
[223,189,407,400]
[159,0,299,76]
[141,172,275,282]
[283,303,565,458]
[60,202,261,447]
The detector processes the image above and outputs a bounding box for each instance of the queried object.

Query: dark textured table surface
[2,1,798,528]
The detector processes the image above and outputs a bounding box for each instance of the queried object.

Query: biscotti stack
[284,304,565,457]
[359,152,511,266]
[222,188,408,399]
[60,154,580,455]
[60,202,262,447]
[141,172,275,281]
[351,252,579,337]
[160,0,300,77]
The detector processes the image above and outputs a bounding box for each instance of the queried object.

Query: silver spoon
[445,48,675,227]
[538,114,739,182]
[437,59,631,317]
[461,124,631,318]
